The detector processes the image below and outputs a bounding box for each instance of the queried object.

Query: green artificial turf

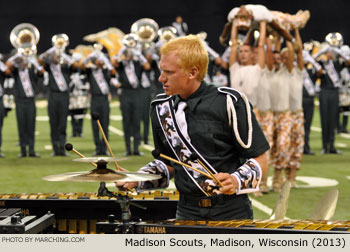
[0,98,349,221]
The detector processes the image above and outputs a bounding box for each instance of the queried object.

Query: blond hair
[160,35,209,81]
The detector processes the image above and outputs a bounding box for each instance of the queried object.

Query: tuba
[131,18,158,51]
[10,23,40,57]
[158,26,177,43]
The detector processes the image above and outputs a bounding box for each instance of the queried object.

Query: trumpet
[10,23,40,57]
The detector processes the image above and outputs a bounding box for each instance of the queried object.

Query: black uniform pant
[0,98,4,151]
[339,106,350,132]
[15,97,36,154]
[139,87,151,144]
[90,95,109,155]
[48,92,69,155]
[319,88,339,150]
[302,96,315,152]
[70,108,86,137]
[119,89,141,153]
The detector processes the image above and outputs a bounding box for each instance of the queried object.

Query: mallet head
[91,112,100,120]
[65,143,73,151]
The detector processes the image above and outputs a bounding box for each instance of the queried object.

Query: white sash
[141,72,151,88]
[123,61,138,88]
[156,99,218,196]
[50,64,68,91]
[324,61,341,88]
[19,69,34,97]
[0,84,3,97]
[303,70,316,96]
[92,69,109,95]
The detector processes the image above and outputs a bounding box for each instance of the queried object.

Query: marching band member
[82,45,117,156]
[69,53,89,138]
[302,47,322,155]
[172,16,188,37]
[0,58,7,157]
[39,35,76,156]
[6,52,44,158]
[116,35,269,220]
[197,31,222,84]
[314,36,350,154]
[338,45,350,134]
[140,51,154,146]
[113,44,150,156]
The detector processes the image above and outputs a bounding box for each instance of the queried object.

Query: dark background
[0,0,349,56]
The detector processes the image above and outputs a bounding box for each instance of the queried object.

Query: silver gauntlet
[231,158,262,194]
[138,159,170,190]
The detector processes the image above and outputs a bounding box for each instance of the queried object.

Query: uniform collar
[174,81,207,111]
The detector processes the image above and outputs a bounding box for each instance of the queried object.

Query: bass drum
[339,89,350,107]
[69,94,89,111]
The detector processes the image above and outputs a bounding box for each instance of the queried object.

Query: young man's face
[239,45,253,65]
[273,52,282,68]
[158,52,191,98]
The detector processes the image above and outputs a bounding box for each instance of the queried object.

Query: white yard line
[108,125,124,136]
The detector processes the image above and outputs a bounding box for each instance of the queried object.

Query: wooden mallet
[152,150,214,180]
[65,143,97,168]
[91,112,121,171]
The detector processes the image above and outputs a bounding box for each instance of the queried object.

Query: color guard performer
[269,35,292,192]
[254,36,274,194]
[229,19,266,111]
[285,27,305,188]
[0,59,7,157]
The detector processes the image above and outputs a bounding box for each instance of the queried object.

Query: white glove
[7,53,23,67]
[313,44,331,59]
[303,50,322,72]
[0,61,8,72]
[27,57,44,72]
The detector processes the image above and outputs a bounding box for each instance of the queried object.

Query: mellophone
[1,192,350,234]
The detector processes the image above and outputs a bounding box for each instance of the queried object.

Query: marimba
[0,191,178,234]
[1,192,350,234]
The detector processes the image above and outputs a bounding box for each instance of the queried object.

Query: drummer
[68,54,89,138]
[116,35,269,220]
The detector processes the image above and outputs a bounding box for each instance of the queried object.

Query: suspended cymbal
[72,157,128,163]
[43,168,161,182]
[270,180,291,220]
[309,188,339,221]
